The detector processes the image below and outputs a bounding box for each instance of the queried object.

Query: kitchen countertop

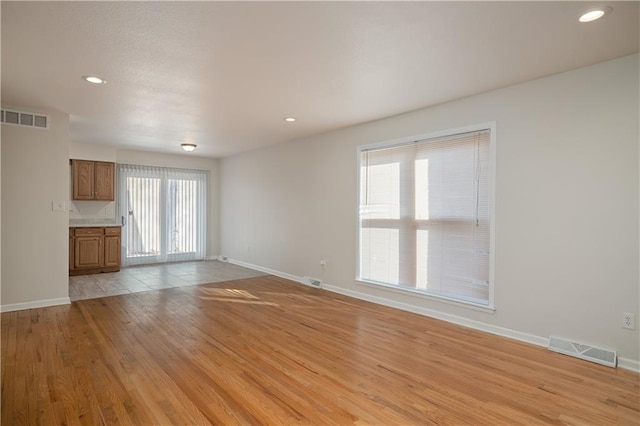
[69,219,122,228]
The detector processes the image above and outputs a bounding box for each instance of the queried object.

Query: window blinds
[359,129,491,305]
[118,164,208,267]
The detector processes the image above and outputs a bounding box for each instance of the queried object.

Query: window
[358,127,493,307]
[118,164,208,266]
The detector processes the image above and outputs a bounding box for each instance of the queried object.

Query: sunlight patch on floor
[199,288,279,306]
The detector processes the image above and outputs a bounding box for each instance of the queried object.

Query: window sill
[355,279,496,314]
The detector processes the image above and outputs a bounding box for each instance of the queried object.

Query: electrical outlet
[51,200,66,212]
[622,312,635,330]
[320,258,326,267]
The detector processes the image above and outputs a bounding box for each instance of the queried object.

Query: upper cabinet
[72,160,115,201]
[94,162,115,200]
[72,160,94,200]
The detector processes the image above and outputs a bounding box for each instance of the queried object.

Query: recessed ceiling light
[82,75,107,84]
[284,117,296,122]
[181,143,197,152]
[579,7,612,23]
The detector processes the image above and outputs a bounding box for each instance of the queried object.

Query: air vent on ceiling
[1,108,49,129]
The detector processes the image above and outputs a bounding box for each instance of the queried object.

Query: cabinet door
[95,162,115,201]
[104,236,121,268]
[69,230,74,271]
[74,236,103,269]
[72,160,95,200]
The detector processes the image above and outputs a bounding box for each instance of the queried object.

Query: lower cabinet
[75,235,103,268]
[69,229,74,270]
[104,228,121,268]
[69,227,121,275]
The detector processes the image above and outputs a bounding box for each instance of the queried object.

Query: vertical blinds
[359,129,491,305]
[118,164,207,267]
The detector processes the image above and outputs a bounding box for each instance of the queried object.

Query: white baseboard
[1,297,71,313]
[322,283,549,348]
[618,357,640,373]
[226,258,301,283]
[217,257,640,372]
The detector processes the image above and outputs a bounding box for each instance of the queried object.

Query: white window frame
[355,122,496,311]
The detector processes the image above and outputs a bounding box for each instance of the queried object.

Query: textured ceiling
[2,1,638,158]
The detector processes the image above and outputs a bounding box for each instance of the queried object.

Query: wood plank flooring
[2,275,639,425]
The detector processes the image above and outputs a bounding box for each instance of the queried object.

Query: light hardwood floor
[2,275,639,425]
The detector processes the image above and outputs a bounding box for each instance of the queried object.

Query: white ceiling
[2,1,638,158]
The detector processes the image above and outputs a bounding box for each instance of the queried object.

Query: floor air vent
[1,108,49,129]
[301,276,322,288]
[548,336,617,368]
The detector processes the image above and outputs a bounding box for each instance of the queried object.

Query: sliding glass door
[118,164,207,266]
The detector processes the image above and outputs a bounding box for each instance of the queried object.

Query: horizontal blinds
[360,130,490,305]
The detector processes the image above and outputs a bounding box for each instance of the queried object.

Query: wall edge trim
[1,297,71,313]
[618,357,640,373]
[225,257,300,283]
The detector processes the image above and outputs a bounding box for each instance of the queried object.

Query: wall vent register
[1,108,49,129]
[548,336,617,368]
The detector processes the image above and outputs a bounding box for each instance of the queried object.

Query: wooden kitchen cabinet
[69,228,74,270]
[72,160,115,201]
[69,227,121,275]
[75,235,103,269]
[103,228,121,268]
[95,162,115,200]
[72,160,94,200]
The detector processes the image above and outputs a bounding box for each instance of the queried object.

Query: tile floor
[68,260,267,301]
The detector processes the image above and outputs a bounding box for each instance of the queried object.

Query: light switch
[52,200,66,212]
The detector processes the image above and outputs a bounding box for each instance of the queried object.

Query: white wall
[220,54,640,364]
[68,143,220,257]
[1,110,70,309]
[0,137,2,310]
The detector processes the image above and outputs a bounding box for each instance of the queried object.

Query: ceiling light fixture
[579,6,612,23]
[82,75,107,84]
[284,117,296,122]
[181,143,197,152]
